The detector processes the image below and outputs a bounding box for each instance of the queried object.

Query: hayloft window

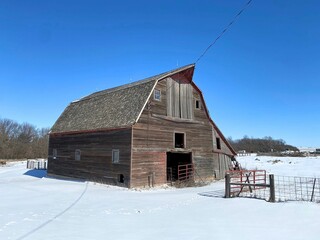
[195,99,200,109]
[112,149,120,163]
[53,149,57,159]
[174,133,185,148]
[154,89,161,101]
[75,149,81,161]
[216,138,221,150]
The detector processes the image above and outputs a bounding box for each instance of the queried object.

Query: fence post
[148,175,151,188]
[225,173,231,198]
[269,174,275,202]
[152,172,155,187]
[310,178,316,202]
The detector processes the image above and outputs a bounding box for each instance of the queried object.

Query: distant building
[237,150,250,156]
[298,147,320,156]
[298,147,316,153]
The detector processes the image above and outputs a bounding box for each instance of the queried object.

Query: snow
[1,157,320,240]
[237,154,320,177]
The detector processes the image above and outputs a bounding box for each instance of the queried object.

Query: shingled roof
[51,64,195,134]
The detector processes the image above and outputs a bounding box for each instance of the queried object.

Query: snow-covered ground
[237,154,320,177]
[1,157,319,240]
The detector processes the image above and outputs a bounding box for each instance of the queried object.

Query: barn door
[166,78,193,119]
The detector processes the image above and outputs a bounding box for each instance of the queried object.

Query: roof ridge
[72,64,195,104]
[73,78,155,103]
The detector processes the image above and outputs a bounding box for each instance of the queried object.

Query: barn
[48,64,236,188]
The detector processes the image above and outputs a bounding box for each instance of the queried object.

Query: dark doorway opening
[167,152,192,182]
[118,174,124,183]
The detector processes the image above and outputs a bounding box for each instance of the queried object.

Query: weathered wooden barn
[48,64,236,188]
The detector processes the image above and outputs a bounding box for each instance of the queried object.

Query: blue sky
[1,0,319,147]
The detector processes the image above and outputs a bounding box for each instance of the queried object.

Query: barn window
[216,138,221,150]
[154,89,161,101]
[75,149,81,161]
[118,174,124,183]
[174,133,185,148]
[195,99,200,109]
[53,149,57,159]
[112,149,120,163]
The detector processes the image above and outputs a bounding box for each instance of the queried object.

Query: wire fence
[236,175,320,203]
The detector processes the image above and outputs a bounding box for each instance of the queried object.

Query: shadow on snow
[198,189,225,198]
[23,169,47,178]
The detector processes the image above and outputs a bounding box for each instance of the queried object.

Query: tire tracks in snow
[16,181,89,240]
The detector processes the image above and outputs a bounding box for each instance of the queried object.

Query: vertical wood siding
[166,78,193,119]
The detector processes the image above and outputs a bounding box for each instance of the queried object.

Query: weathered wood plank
[131,79,225,187]
[48,129,132,187]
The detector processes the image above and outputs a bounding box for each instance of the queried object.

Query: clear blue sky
[1,0,319,147]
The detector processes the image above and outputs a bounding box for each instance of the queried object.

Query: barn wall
[131,79,221,188]
[212,127,234,156]
[48,129,132,187]
[214,153,233,179]
[131,151,167,188]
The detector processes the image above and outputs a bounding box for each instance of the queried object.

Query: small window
[195,100,200,109]
[75,149,81,161]
[53,149,57,159]
[118,174,124,183]
[112,149,120,163]
[175,133,185,148]
[216,138,221,150]
[154,89,161,101]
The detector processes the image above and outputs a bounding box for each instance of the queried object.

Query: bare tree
[229,136,298,153]
[0,118,19,159]
[0,118,49,159]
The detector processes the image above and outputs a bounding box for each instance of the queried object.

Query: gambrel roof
[50,64,236,155]
[51,64,195,134]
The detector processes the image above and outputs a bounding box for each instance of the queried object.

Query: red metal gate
[226,169,267,195]
[178,164,194,181]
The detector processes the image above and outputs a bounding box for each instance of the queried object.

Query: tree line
[0,118,49,159]
[228,136,298,153]
[0,117,300,158]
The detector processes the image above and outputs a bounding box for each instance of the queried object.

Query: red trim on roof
[168,67,194,83]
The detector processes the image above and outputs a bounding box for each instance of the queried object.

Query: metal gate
[178,163,194,181]
[226,169,267,195]
[225,169,276,202]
